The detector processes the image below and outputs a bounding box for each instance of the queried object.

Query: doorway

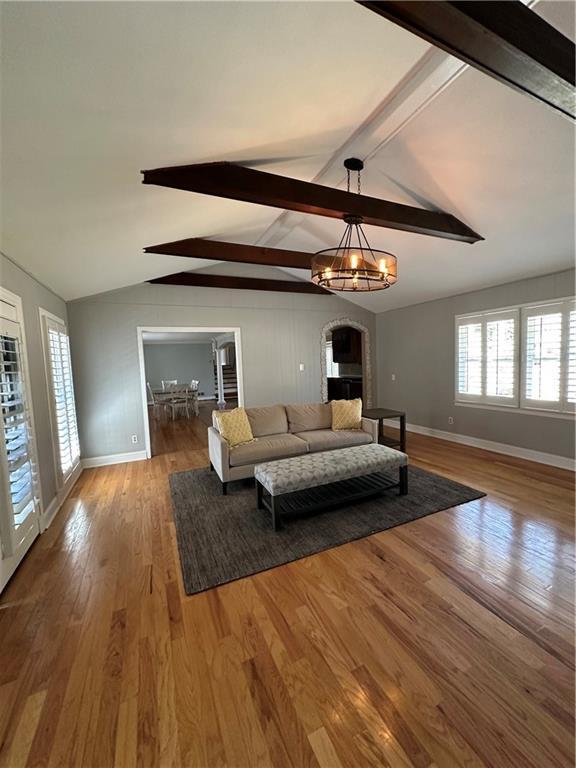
[320,318,373,407]
[137,326,244,458]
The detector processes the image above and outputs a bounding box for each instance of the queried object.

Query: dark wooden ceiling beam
[356,1,576,120]
[144,237,313,269]
[147,271,331,295]
[142,162,483,244]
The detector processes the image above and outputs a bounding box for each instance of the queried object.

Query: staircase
[213,342,238,402]
[213,363,238,401]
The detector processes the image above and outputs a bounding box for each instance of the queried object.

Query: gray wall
[144,342,215,397]
[376,269,575,459]
[0,252,68,509]
[68,282,376,459]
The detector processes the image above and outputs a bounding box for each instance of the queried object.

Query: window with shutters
[567,309,576,407]
[456,310,518,406]
[456,298,575,415]
[40,311,80,483]
[1,328,39,535]
[325,341,340,378]
[457,320,483,398]
[1,290,41,584]
[521,300,575,413]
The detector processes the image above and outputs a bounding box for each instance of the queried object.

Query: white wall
[144,342,215,397]
[68,282,376,459]
[0,252,68,510]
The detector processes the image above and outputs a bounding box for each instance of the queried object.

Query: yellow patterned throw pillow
[331,398,362,430]
[214,407,254,447]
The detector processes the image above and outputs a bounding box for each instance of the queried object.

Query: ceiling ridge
[254,0,543,254]
[256,47,468,250]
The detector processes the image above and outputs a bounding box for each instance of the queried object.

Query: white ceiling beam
[256,47,468,249]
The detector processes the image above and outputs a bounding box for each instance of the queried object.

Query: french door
[0,311,41,592]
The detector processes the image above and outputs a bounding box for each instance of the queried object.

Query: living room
[0,2,574,766]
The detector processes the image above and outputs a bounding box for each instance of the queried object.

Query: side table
[362,408,406,453]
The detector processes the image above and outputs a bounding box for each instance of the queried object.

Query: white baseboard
[40,462,83,531]
[382,420,575,471]
[81,450,148,468]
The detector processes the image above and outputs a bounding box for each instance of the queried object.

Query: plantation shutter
[522,303,563,410]
[0,312,39,557]
[485,310,518,404]
[44,317,80,481]
[456,318,483,399]
[564,303,576,408]
[456,311,518,405]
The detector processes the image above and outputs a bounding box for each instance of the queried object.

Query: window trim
[455,297,575,416]
[455,401,574,420]
[39,308,81,486]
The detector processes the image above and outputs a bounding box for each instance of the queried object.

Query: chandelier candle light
[311,158,398,292]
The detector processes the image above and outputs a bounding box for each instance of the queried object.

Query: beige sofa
[208,402,378,494]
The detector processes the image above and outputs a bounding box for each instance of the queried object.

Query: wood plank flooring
[0,410,574,767]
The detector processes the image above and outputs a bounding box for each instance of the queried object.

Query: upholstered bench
[254,443,408,530]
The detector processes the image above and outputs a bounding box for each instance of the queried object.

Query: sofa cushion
[244,405,288,437]
[229,433,308,467]
[331,398,362,430]
[294,429,372,453]
[213,407,254,448]
[286,402,332,433]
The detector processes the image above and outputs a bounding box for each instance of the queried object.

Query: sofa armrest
[361,417,379,443]
[208,427,230,481]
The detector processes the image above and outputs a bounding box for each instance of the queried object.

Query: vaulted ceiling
[1,1,574,310]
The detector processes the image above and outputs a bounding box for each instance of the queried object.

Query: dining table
[152,385,199,417]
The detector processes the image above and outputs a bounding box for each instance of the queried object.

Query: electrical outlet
[448,416,454,425]
[131,434,138,444]
[391,373,396,382]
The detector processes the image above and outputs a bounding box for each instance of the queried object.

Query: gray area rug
[169,466,485,595]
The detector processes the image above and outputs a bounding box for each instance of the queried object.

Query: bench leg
[399,465,408,495]
[271,496,281,531]
[256,480,263,510]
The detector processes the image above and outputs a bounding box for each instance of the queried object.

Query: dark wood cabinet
[327,377,363,401]
[332,326,362,364]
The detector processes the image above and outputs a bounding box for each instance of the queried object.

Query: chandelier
[311,158,398,292]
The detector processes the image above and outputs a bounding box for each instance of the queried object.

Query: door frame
[136,325,245,459]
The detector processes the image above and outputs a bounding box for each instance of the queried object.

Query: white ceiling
[1,1,574,312]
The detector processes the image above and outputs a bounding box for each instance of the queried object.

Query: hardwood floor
[0,412,574,767]
[149,400,238,458]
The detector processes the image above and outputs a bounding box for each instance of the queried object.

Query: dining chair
[188,380,200,416]
[147,382,169,417]
[162,379,178,391]
[163,383,189,420]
